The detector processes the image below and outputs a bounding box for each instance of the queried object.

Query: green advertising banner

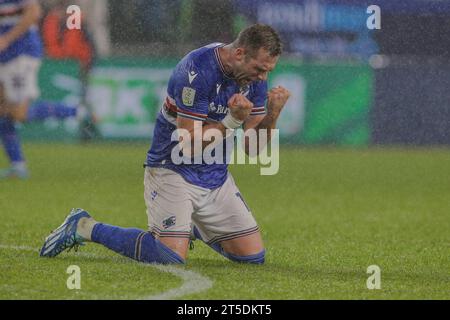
[273,60,373,145]
[22,59,176,141]
[22,58,373,145]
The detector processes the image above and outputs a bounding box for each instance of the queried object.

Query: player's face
[233,48,279,86]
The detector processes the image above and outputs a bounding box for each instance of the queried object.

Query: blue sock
[192,226,265,264]
[27,101,77,121]
[222,249,266,264]
[91,223,185,264]
[0,117,24,164]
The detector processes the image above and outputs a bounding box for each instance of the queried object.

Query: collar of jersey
[214,44,234,80]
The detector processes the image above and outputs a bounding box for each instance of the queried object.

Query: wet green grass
[1,143,449,299]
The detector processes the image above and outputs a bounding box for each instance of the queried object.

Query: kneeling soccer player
[40,24,290,265]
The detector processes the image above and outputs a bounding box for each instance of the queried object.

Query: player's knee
[224,249,266,265]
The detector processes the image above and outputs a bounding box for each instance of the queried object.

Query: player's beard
[233,70,252,86]
[232,59,257,86]
[230,56,255,86]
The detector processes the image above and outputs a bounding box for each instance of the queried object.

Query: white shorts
[0,55,41,104]
[144,167,259,245]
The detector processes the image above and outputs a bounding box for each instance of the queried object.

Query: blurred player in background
[0,0,43,179]
[0,0,93,179]
[40,24,290,265]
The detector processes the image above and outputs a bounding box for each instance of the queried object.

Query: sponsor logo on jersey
[188,70,198,84]
[208,103,228,114]
[162,216,176,229]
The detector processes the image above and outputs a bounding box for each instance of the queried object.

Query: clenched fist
[267,86,290,116]
[227,93,254,122]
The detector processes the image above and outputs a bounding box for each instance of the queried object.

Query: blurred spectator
[108,0,234,55]
[41,0,98,139]
[109,0,183,44]
[75,0,110,57]
[41,1,94,70]
[41,0,110,57]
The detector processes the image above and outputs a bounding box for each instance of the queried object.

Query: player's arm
[0,1,42,51]
[176,118,226,159]
[243,86,290,156]
[177,94,253,157]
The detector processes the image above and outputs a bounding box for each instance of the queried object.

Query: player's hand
[267,86,291,116]
[0,36,11,52]
[227,93,254,121]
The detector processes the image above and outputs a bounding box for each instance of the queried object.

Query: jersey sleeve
[172,65,210,122]
[249,80,268,116]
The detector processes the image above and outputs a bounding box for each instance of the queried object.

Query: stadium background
[26,0,450,146]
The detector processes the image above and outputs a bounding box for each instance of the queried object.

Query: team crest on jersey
[182,87,196,106]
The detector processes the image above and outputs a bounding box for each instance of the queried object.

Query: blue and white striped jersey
[0,0,42,62]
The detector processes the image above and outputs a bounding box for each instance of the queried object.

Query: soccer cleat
[39,208,91,257]
[0,166,29,179]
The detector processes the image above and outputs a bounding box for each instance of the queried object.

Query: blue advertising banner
[234,0,378,58]
[337,0,450,14]
[234,0,450,57]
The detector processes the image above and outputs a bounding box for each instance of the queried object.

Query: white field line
[0,244,212,300]
[143,264,213,300]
